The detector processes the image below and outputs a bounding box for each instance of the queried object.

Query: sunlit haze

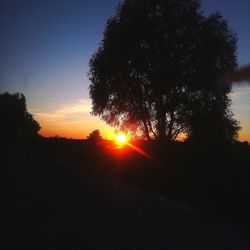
[1,0,249,141]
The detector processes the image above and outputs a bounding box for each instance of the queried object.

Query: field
[2,138,250,249]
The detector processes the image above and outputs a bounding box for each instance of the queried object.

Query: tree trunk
[142,119,151,141]
[157,113,166,141]
[167,110,174,141]
[148,120,157,139]
[156,98,166,141]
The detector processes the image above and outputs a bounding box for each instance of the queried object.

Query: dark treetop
[89,0,239,143]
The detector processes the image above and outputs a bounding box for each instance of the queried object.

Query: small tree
[0,92,41,141]
[87,129,103,143]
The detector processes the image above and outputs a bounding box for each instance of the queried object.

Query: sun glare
[116,134,127,144]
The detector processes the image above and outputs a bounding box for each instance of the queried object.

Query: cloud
[31,98,92,124]
[29,98,114,139]
[230,85,250,100]
[56,99,92,115]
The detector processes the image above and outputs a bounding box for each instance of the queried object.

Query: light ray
[126,142,158,163]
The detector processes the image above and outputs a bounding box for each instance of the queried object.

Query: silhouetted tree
[0,92,40,141]
[87,129,103,143]
[89,0,239,142]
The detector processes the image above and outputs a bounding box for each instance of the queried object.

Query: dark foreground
[2,138,250,249]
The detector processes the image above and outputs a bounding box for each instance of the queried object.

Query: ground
[2,139,250,249]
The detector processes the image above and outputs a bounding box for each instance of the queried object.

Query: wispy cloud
[30,98,92,124]
[29,98,113,138]
[56,99,92,115]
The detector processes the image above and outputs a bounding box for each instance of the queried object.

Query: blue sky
[0,0,249,140]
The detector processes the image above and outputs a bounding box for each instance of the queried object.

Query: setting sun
[115,134,127,144]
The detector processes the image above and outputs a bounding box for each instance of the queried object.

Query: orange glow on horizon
[35,105,250,143]
[39,128,116,140]
[39,127,250,143]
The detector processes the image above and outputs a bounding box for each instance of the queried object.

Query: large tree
[89,0,239,142]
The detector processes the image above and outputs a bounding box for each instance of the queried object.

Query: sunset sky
[1,0,249,141]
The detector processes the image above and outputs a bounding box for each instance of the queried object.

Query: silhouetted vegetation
[89,0,239,143]
[86,129,103,143]
[0,92,40,143]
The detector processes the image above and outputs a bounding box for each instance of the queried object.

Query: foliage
[0,92,40,141]
[87,129,103,143]
[89,0,239,142]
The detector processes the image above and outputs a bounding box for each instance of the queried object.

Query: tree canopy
[87,129,103,143]
[0,92,41,141]
[89,0,240,142]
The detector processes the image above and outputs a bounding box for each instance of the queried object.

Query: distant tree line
[89,0,240,144]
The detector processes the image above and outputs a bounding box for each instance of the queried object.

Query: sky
[0,0,249,141]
